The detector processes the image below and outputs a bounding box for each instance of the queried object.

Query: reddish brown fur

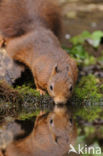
[0,0,78,104]
[0,0,61,38]
[0,106,77,156]
[0,151,3,156]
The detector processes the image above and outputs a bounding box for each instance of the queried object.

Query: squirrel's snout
[54,96,67,105]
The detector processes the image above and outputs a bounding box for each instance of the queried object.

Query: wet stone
[0,49,25,85]
[0,130,13,150]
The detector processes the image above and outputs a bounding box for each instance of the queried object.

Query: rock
[0,130,13,150]
[0,121,25,150]
[0,49,25,85]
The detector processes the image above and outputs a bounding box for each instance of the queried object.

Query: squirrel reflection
[0,105,77,156]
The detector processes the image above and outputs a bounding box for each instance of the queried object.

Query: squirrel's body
[0,107,77,156]
[0,0,61,38]
[0,0,78,104]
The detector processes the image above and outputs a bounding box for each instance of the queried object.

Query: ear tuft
[51,64,59,76]
[55,64,59,73]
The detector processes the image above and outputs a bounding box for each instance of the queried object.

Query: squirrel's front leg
[35,79,46,95]
[0,151,3,156]
[36,88,46,95]
[0,35,6,48]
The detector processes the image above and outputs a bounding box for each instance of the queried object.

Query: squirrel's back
[0,0,61,38]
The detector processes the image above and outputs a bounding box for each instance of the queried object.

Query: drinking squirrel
[0,0,78,104]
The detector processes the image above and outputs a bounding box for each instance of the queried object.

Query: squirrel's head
[47,64,73,104]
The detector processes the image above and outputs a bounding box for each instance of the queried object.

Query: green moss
[19,110,40,120]
[99,127,103,138]
[16,85,40,97]
[100,84,103,93]
[74,106,102,122]
[84,126,95,137]
[0,82,53,116]
[74,75,103,101]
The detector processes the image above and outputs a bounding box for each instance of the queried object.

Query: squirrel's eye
[69,118,73,124]
[50,85,53,91]
[69,86,73,92]
[50,119,53,125]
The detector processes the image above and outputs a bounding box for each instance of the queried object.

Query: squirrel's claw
[36,88,46,95]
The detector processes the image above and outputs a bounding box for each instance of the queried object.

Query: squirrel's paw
[0,150,3,156]
[36,88,46,95]
[0,38,5,48]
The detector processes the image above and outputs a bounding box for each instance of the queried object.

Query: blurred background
[59,0,103,46]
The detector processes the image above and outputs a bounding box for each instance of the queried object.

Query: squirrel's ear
[34,111,48,128]
[51,64,59,76]
[66,66,69,71]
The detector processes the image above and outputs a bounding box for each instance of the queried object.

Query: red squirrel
[0,0,78,104]
[0,106,77,156]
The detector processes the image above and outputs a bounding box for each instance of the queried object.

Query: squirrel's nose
[54,97,67,105]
